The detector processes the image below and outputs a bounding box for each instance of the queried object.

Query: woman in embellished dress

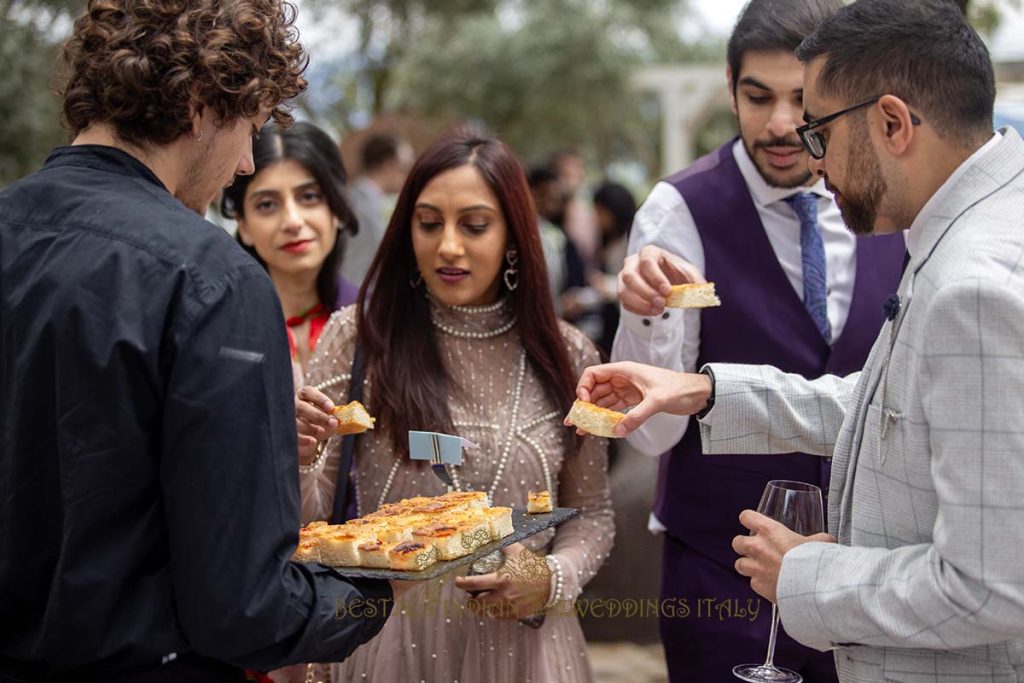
[295,132,614,682]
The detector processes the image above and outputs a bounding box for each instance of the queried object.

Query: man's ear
[726,66,738,116]
[877,94,915,156]
[188,100,208,141]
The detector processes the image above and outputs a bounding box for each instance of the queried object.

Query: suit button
[642,319,651,327]
[662,312,670,319]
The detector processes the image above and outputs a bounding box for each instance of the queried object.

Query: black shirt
[0,147,391,680]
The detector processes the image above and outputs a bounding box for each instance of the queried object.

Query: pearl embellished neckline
[428,294,517,340]
[431,316,517,339]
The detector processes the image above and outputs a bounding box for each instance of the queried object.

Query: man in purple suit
[610,0,905,680]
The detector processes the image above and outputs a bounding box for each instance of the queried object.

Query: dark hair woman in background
[222,121,360,386]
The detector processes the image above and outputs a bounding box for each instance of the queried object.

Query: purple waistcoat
[652,141,905,567]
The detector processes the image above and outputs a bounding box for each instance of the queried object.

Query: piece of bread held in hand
[665,282,721,309]
[333,400,376,435]
[566,399,626,439]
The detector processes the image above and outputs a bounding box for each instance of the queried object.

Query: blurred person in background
[340,131,413,285]
[590,181,635,354]
[551,148,600,264]
[222,121,360,387]
[0,1,401,679]
[293,131,613,683]
[528,164,571,312]
[610,0,905,680]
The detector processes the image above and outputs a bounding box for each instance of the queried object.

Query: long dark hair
[358,131,578,457]
[221,121,358,310]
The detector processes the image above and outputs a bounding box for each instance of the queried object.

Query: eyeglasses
[796,95,922,160]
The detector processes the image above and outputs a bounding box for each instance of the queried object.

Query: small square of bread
[292,537,322,563]
[482,506,515,538]
[388,541,439,571]
[333,400,376,435]
[437,491,489,509]
[665,282,721,309]
[411,524,468,560]
[566,399,625,438]
[356,540,391,568]
[319,528,363,566]
[527,491,553,514]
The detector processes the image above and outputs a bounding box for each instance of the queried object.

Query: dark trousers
[659,533,838,683]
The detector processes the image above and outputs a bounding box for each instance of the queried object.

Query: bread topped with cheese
[293,491,519,571]
[665,282,721,309]
[332,400,376,435]
[526,491,553,514]
[566,399,626,439]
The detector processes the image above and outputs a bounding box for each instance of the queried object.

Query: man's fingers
[734,556,755,578]
[636,251,674,296]
[738,510,776,535]
[619,270,666,315]
[614,399,658,437]
[660,252,706,286]
[732,533,755,557]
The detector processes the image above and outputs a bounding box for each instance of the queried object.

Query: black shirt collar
[44,145,169,193]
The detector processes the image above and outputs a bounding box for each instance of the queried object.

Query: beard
[744,134,813,189]
[834,134,887,236]
[177,138,219,215]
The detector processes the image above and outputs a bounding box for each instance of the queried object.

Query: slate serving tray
[324,507,577,580]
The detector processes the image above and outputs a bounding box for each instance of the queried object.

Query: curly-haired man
[0,1,406,680]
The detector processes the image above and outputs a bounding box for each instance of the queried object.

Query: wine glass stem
[764,603,780,668]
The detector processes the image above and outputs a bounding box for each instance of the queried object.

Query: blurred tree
[385,0,695,176]
[0,0,81,186]
[960,0,1022,35]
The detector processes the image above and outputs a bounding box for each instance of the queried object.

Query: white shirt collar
[731,138,832,208]
[906,131,1001,257]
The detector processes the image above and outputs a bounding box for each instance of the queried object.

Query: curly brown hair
[61,0,308,147]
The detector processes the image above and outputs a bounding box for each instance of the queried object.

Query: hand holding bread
[618,244,708,316]
[567,361,714,437]
[295,385,376,466]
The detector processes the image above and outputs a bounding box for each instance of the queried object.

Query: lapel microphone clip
[883,294,901,322]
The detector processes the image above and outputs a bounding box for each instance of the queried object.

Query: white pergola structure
[632,64,730,177]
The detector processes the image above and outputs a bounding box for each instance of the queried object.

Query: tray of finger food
[292,490,577,580]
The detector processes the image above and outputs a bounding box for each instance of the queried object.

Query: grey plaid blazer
[698,128,1024,682]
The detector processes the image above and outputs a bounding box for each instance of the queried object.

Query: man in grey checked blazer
[573,2,1024,681]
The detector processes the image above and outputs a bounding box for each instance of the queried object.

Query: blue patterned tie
[786,193,831,342]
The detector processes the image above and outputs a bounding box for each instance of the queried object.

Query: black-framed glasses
[796,95,922,160]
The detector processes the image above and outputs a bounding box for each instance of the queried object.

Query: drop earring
[503,248,519,291]
[410,269,423,288]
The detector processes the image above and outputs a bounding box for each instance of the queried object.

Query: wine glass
[732,480,824,683]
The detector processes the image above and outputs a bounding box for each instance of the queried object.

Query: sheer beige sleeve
[298,306,359,525]
[550,323,615,601]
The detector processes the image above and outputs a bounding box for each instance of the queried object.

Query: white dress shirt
[610,140,859,532]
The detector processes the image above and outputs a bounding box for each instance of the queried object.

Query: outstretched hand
[568,361,713,437]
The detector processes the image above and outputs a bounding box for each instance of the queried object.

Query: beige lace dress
[300,297,614,683]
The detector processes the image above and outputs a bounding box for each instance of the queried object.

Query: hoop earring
[503,248,519,292]
[410,269,423,288]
